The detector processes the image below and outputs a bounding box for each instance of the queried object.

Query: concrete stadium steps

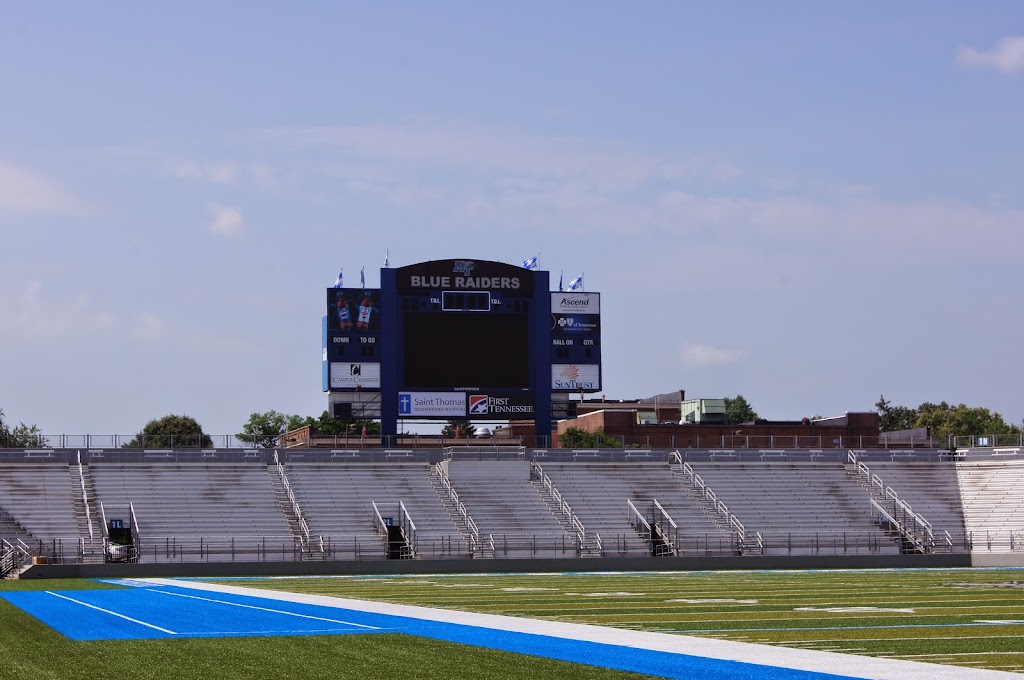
[0,463,80,542]
[687,461,902,555]
[859,461,969,551]
[444,460,575,558]
[285,462,470,560]
[89,463,292,542]
[539,462,736,557]
[955,459,1024,552]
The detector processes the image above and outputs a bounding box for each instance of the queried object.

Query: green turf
[209,568,1024,673]
[0,580,659,680]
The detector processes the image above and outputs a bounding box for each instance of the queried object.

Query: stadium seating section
[1,449,1022,566]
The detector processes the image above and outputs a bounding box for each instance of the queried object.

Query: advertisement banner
[551,292,600,315]
[551,314,601,334]
[327,288,381,332]
[467,393,535,418]
[329,362,381,389]
[398,392,467,417]
[551,364,601,391]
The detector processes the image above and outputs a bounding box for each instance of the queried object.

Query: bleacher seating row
[1,454,1022,565]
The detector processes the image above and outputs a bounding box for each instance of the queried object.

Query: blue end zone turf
[1,586,862,680]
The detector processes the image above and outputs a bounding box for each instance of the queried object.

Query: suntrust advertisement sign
[552,364,601,391]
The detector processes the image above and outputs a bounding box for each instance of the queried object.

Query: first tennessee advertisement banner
[397,392,535,419]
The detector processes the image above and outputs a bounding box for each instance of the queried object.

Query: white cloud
[681,344,742,368]
[957,36,1024,74]
[0,280,117,340]
[261,121,736,193]
[207,204,245,236]
[0,161,82,214]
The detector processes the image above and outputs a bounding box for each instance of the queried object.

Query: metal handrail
[680,461,746,548]
[650,499,679,555]
[399,500,418,558]
[432,464,482,552]
[371,501,392,558]
[272,450,310,545]
[626,499,651,534]
[850,452,936,551]
[75,450,94,541]
[533,462,588,546]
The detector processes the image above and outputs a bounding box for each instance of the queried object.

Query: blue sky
[2,3,1022,436]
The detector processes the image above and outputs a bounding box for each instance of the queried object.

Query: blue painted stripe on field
[1,586,864,680]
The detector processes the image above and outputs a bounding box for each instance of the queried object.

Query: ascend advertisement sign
[552,292,599,314]
[398,392,466,417]
[552,364,601,391]
[467,393,535,418]
[330,363,381,389]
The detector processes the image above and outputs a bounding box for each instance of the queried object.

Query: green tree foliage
[915,402,1019,441]
[126,414,212,448]
[237,411,306,448]
[875,395,1020,439]
[441,419,476,438]
[557,426,621,448]
[308,411,381,437]
[723,395,759,425]
[0,409,44,447]
[875,395,919,432]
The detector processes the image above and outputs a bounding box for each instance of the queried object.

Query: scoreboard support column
[380,267,399,444]
[532,271,552,447]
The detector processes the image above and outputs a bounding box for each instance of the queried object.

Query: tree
[441,419,476,439]
[557,426,622,448]
[0,409,44,447]
[125,414,212,448]
[723,395,759,425]
[875,395,919,432]
[914,402,1019,441]
[237,411,306,448]
[308,411,381,437]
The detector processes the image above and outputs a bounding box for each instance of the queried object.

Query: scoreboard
[550,292,601,392]
[324,257,602,445]
[323,287,381,390]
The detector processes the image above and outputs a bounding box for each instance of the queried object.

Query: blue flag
[360,266,365,288]
[558,270,564,292]
[334,268,343,288]
[522,253,539,270]
[384,248,390,268]
[568,272,584,291]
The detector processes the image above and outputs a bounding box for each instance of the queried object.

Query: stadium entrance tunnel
[386,524,410,559]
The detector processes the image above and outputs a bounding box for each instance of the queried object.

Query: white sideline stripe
[151,589,381,630]
[140,579,1022,680]
[46,591,177,635]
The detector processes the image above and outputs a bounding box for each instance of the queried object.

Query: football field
[1,567,1022,678]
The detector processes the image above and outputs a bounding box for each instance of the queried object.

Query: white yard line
[150,589,380,630]
[139,578,1023,680]
[45,591,177,635]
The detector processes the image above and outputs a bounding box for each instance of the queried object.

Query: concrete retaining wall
[22,553,972,580]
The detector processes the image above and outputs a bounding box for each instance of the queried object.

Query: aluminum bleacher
[955,458,1024,552]
[0,462,80,548]
[90,462,295,563]
[285,462,470,560]
[2,448,1023,566]
[444,460,574,558]
[688,461,902,555]
[538,462,738,557]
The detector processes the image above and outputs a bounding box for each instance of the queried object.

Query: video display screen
[402,312,529,389]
